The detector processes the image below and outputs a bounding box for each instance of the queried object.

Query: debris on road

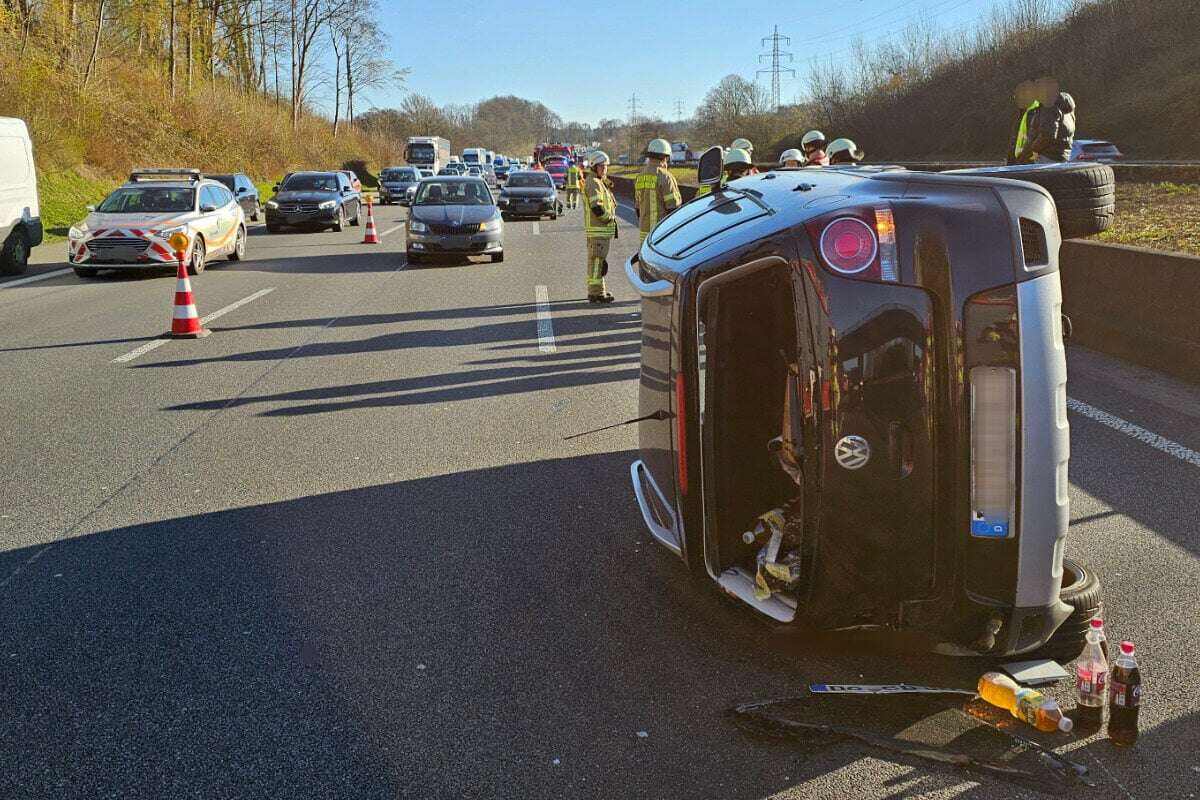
[979,671,1074,732]
[1000,659,1071,686]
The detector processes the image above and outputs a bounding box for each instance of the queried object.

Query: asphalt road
[1,199,1198,800]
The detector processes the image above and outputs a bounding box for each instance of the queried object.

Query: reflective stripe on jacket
[635,162,682,240]
[1014,101,1040,158]
[584,174,617,239]
[565,166,580,187]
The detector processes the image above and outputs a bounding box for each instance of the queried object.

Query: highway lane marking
[534,284,556,353]
[380,224,404,237]
[0,267,73,289]
[1068,396,1200,469]
[532,221,540,235]
[111,287,276,363]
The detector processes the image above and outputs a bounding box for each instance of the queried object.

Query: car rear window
[1083,143,1117,153]
[649,193,769,258]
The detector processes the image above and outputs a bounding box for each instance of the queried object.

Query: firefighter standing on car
[801,130,829,165]
[584,152,617,303]
[695,147,753,197]
[564,161,581,209]
[635,138,683,243]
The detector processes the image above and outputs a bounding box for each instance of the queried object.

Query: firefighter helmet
[827,138,865,163]
[644,138,672,158]
[731,137,754,154]
[801,130,827,151]
[723,147,752,167]
[779,148,803,165]
[590,151,610,167]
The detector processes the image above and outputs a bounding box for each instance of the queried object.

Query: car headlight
[481,218,502,232]
[318,200,337,210]
[68,223,88,239]
[409,221,428,233]
[266,200,279,209]
[157,224,187,239]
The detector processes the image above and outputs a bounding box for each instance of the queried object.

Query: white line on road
[1068,396,1200,469]
[0,267,73,289]
[380,224,404,237]
[534,284,556,353]
[111,287,276,363]
[532,221,541,235]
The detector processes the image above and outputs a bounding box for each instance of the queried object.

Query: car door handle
[888,421,914,479]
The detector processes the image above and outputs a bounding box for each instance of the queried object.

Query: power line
[757,24,796,111]
[674,99,685,119]
[627,91,639,121]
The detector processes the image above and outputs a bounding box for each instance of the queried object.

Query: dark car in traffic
[497,171,559,220]
[208,173,260,221]
[379,166,422,205]
[626,153,1101,660]
[265,171,363,232]
[406,176,503,264]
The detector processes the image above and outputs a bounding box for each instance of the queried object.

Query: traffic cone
[169,255,209,338]
[362,195,380,244]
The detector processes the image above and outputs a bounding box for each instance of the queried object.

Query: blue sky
[370,0,1042,124]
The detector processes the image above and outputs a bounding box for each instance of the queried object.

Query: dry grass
[1095,182,1200,256]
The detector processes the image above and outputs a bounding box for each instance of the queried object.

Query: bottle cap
[1058,715,1074,733]
[1089,617,1104,629]
[1120,641,1135,654]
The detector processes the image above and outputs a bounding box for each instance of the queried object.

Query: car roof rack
[129,168,202,183]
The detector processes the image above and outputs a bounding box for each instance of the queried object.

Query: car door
[218,185,240,250]
[341,175,358,217]
[237,176,256,216]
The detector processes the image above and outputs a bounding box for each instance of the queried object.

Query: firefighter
[584,151,617,303]
[635,138,683,242]
[564,160,581,209]
[827,138,864,165]
[695,147,753,197]
[779,148,804,168]
[801,130,828,165]
[731,137,759,174]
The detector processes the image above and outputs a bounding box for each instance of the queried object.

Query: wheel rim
[236,229,245,257]
[192,242,205,272]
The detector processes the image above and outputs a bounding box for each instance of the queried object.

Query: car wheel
[352,202,363,227]
[250,202,260,222]
[228,225,246,261]
[550,213,558,221]
[266,223,281,233]
[491,251,504,263]
[332,207,345,232]
[945,162,1115,239]
[0,228,30,276]
[73,266,99,278]
[1028,557,1103,662]
[187,237,207,275]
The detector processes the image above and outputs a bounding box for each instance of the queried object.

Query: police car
[626,148,1104,659]
[68,168,246,278]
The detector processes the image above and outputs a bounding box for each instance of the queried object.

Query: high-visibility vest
[565,165,580,186]
[1015,101,1040,158]
[635,162,682,241]
[584,174,617,239]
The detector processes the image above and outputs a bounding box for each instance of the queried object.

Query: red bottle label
[1110,679,1141,708]
[1077,668,1106,697]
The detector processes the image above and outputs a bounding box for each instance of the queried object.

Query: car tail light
[676,372,689,495]
[807,205,899,282]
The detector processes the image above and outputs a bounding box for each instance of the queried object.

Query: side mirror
[342,187,351,194]
[697,146,724,186]
[272,184,280,192]
[237,186,247,193]
[86,204,96,212]
[200,204,217,213]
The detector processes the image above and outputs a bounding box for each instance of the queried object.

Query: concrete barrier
[1060,240,1200,383]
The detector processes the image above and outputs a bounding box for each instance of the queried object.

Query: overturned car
[626,152,1103,659]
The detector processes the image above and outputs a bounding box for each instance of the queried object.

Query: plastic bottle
[977,671,1074,733]
[1089,617,1108,661]
[1075,624,1109,725]
[1108,641,1142,746]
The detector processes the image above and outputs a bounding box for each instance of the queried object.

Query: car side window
[216,185,234,206]
[199,186,216,209]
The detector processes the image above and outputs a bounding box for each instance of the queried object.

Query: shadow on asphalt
[1,451,1178,798]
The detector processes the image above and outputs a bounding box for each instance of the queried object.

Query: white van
[0,118,42,275]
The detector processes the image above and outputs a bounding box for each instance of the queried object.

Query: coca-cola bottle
[1108,641,1142,746]
[1075,624,1108,725]
[1089,617,1108,661]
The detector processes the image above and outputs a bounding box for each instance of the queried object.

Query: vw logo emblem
[835,435,871,470]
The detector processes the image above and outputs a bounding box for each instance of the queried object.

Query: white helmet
[731,137,754,154]
[644,138,671,158]
[590,151,610,167]
[801,130,826,150]
[827,138,865,163]
[779,148,803,165]
[723,147,752,167]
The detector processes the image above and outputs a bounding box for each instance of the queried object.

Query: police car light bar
[129,168,202,182]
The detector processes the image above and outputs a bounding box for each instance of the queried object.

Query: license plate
[105,246,138,261]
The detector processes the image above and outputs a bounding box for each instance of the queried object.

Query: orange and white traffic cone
[169,252,209,338]
[362,195,380,244]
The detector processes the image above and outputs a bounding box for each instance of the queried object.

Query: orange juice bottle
[978,672,1074,733]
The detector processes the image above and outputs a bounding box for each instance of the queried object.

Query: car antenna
[562,409,673,441]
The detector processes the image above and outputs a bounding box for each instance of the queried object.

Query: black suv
[265,171,363,232]
[208,173,260,221]
[626,156,1102,659]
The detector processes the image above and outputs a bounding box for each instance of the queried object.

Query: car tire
[351,202,363,227]
[251,203,260,222]
[946,162,1116,239]
[491,251,504,263]
[73,266,99,278]
[550,213,558,221]
[332,207,345,233]
[1029,557,1103,662]
[187,237,206,275]
[228,225,246,261]
[266,223,281,233]
[0,227,30,276]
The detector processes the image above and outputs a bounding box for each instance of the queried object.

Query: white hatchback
[68,168,246,277]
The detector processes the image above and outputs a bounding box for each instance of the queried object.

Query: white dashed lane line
[1068,396,1200,469]
[111,287,276,363]
[380,224,404,237]
[532,221,540,236]
[534,284,556,353]
[0,267,74,289]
